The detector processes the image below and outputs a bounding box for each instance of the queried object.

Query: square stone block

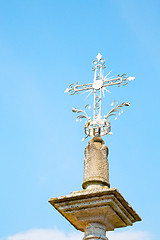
[49,187,141,232]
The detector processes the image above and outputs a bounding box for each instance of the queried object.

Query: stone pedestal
[49,138,141,240]
[49,187,141,240]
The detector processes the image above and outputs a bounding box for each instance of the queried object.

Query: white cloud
[7,228,153,240]
[7,229,82,240]
[108,230,153,240]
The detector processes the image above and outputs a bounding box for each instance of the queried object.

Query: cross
[65,53,135,140]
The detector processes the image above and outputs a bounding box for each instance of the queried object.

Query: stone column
[83,223,108,240]
[82,137,110,190]
[82,137,109,240]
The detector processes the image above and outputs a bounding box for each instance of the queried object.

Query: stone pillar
[83,223,108,240]
[82,137,110,190]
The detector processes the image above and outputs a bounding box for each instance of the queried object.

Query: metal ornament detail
[65,54,135,141]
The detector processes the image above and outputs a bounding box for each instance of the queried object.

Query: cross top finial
[96,53,102,61]
[92,53,106,71]
[65,54,135,141]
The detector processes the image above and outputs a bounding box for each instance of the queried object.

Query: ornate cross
[65,53,135,141]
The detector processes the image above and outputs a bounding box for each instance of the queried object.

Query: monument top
[65,54,135,141]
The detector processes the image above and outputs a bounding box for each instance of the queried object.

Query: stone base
[49,187,141,233]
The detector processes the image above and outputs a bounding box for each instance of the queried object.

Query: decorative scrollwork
[116,74,128,86]
[116,74,135,87]
[68,84,76,95]
[72,104,91,122]
[104,100,130,121]
[64,82,93,95]
[92,54,106,71]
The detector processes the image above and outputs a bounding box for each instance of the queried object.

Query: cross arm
[103,74,135,88]
[64,82,93,95]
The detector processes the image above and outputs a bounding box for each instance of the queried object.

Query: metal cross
[65,53,135,141]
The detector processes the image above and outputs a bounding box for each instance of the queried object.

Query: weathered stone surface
[82,137,110,189]
[49,187,141,236]
[84,222,108,240]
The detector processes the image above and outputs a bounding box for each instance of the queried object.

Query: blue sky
[0,1,159,240]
